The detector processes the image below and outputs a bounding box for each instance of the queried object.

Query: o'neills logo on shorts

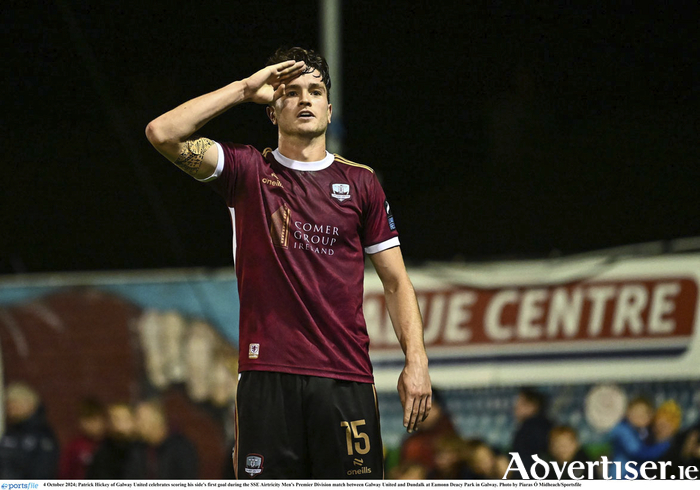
[245,454,264,476]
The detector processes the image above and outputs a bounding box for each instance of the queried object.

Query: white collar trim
[272,148,334,171]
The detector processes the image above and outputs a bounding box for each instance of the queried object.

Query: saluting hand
[243,60,306,105]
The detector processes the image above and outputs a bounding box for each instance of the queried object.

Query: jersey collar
[272,148,334,171]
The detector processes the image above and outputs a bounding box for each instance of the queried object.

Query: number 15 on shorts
[340,419,370,456]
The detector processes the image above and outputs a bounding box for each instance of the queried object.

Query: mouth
[297,110,315,119]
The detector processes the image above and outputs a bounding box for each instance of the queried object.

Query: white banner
[366,255,700,390]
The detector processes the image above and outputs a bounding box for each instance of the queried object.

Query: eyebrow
[286,83,326,91]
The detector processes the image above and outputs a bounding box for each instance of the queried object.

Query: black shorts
[234,371,384,479]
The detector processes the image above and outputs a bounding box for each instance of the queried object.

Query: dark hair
[519,387,547,413]
[628,395,654,410]
[78,397,105,419]
[267,47,331,100]
[549,425,578,442]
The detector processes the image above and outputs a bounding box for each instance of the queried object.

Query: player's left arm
[369,246,431,433]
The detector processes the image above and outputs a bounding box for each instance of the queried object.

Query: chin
[288,127,326,138]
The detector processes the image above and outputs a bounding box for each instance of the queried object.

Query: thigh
[235,371,310,479]
[304,377,384,479]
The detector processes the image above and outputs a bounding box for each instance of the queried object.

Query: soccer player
[145,47,431,479]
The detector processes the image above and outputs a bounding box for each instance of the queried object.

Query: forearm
[146,79,248,147]
[384,272,431,432]
[384,277,427,365]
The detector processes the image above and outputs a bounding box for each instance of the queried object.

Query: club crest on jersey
[245,454,264,476]
[331,183,351,202]
[248,343,260,359]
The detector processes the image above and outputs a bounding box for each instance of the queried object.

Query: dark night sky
[3,1,699,274]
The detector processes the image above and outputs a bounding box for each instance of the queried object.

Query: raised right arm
[145,60,305,180]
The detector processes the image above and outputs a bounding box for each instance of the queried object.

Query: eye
[287,90,298,97]
[312,90,322,96]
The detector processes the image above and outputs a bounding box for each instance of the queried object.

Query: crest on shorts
[245,454,264,476]
[331,183,351,202]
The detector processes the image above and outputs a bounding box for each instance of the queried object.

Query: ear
[266,106,277,125]
[327,103,333,124]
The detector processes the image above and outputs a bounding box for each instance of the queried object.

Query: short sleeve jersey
[204,143,399,383]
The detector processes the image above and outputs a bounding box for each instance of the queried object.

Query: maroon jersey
[203,143,399,383]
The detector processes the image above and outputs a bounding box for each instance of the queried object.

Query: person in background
[646,400,684,478]
[124,399,198,479]
[87,403,136,479]
[0,382,59,479]
[464,439,497,479]
[391,461,428,480]
[652,400,683,444]
[426,435,472,479]
[492,452,511,479]
[545,425,598,479]
[607,396,672,479]
[666,401,700,472]
[59,398,106,479]
[511,387,552,472]
[400,388,457,474]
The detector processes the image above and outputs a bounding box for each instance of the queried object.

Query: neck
[277,132,327,161]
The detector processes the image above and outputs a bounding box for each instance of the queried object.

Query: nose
[298,90,311,105]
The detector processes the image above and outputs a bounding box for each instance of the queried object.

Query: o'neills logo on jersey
[262,172,284,188]
[331,183,351,201]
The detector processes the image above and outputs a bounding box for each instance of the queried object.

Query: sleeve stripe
[196,142,224,182]
[364,237,400,255]
[334,154,375,173]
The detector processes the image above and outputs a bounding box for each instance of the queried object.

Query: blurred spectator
[87,403,136,479]
[607,396,672,479]
[666,412,700,470]
[0,382,59,479]
[646,400,684,479]
[545,425,598,479]
[653,400,682,444]
[511,387,552,472]
[426,435,472,479]
[678,429,700,466]
[123,399,198,479]
[59,398,106,479]
[399,388,457,473]
[391,461,428,480]
[464,439,496,479]
[493,452,511,479]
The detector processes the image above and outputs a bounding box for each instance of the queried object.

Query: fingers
[403,395,431,433]
[272,83,286,102]
[409,398,421,433]
[412,395,430,432]
[403,396,416,432]
[274,60,306,79]
[421,392,432,422]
